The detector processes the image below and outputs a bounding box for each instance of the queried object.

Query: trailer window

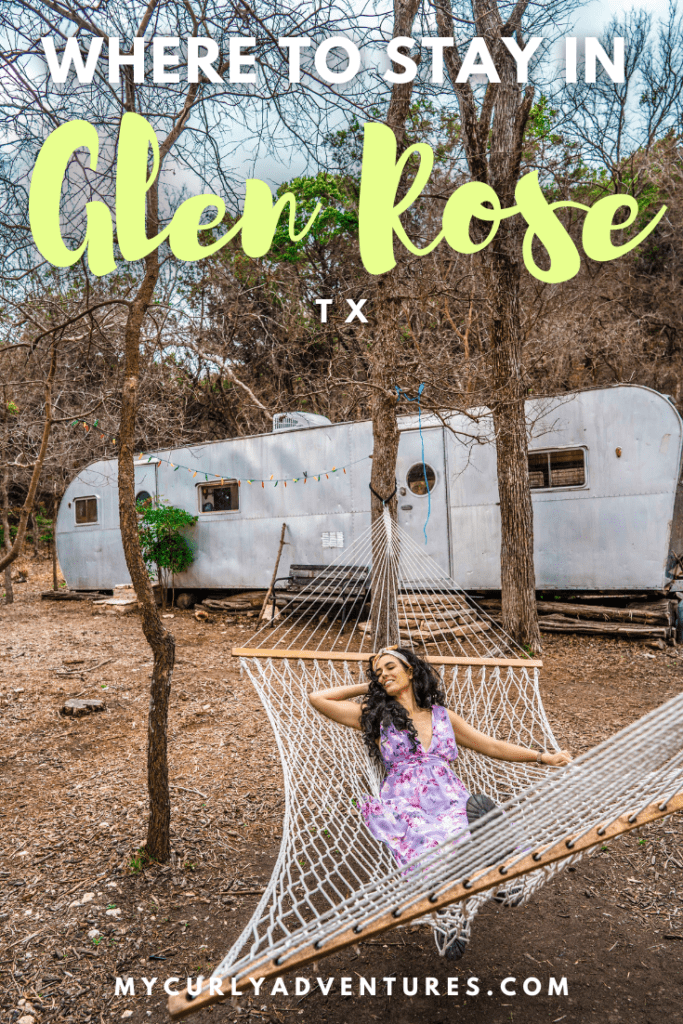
[135,490,153,508]
[199,481,239,513]
[528,449,586,489]
[406,463,436,495]
[75,496,98,524]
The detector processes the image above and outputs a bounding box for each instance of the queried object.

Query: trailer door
[134,459,159,507]
[396,428,451,578]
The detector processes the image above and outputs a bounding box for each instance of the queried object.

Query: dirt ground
[2,560,683,1024]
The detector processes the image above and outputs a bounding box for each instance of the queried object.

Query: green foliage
[325,109,383,174]
[128,847,156,873]
[129,851,143,872]
[0,523,17,547]
[36,509,54,545]
[137,501,198,579]
[526,96,561,145]
[270,172,359,263]
[6,400,18,416]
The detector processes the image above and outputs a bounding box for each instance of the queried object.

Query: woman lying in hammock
[309,646,572,959]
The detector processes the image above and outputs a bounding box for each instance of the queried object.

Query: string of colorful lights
[137,451,370,487]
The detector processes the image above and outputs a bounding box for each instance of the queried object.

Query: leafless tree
[0,0,380,861]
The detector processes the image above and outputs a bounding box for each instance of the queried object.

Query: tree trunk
[28,510,37,558]
[492,390,539,650]
[52,484,59,590]
[436,0,540,650]
[0,344,57,575]
[484,247,541,653]
[118,248,175,864]
[1,460,14,605]
[114,68,198,864]
[367,0,421,653]
[369,335,400,651]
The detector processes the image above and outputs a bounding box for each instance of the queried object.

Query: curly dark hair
[360,648,447,764]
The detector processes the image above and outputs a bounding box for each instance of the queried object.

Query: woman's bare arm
[447,710,572,767]
[308,683,368,730]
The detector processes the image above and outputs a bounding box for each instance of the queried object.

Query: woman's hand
[541,749,572,767]
[447,711,573,767]
[308,683,368,730]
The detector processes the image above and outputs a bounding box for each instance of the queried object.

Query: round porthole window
[135,490,153,506]
[406,464,436,495]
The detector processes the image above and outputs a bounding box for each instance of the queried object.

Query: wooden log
[397,613,478,627]
[232,590,267,606]
[61,698,105,716]
[399,607,476,623]
[400,621,490,641]
[399,594,470,609]
[538,616,670,639]
[419,617,481,632]
[626,599,677,624]
[200,599,251,611]
[536,600,672,625]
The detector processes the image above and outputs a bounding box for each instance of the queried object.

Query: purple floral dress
[360,704,471,867]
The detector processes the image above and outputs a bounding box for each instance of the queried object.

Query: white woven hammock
[169,510,683,1018]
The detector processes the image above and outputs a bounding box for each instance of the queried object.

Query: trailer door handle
[401,504,413,510]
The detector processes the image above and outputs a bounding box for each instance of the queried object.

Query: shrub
[137,501,198,608]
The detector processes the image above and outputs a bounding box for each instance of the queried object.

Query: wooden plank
[231,648,542,668]
[168,790,683,1018]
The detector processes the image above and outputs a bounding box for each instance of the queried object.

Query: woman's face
[375,655,413,697]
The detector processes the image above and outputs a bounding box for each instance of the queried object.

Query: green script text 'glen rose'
[28,113,666,281]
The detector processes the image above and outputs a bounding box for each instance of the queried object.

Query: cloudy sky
[573,0,674,34]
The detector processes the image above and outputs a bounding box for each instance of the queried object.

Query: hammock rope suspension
[168,511,683,1019]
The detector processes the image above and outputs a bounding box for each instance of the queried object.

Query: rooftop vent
[272,411,332,432]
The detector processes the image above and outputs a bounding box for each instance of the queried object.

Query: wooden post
[259,523,287,624]
[52,482,59,591]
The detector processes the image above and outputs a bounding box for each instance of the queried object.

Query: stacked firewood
[396,594,490,643]
[536,599,677,641]
[477,596,678,642]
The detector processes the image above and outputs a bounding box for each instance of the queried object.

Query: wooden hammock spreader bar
[167,789,683,1019]
[231,647,543,669]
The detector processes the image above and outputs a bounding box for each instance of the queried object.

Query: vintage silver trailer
[55,385,683,595]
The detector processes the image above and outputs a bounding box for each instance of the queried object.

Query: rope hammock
[168,510,683,1018]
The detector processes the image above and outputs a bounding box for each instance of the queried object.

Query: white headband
[372,648,411,670]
